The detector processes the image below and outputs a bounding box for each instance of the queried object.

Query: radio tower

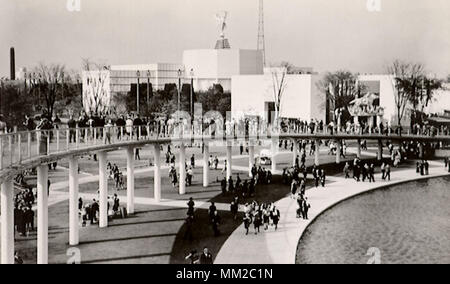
[257,0,266,66]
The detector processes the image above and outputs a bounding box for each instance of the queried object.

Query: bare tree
[270,62,293,124]
[317,70,365,125]
[82,58,110,115]
[386,60,425,127]
[33,63,67,119]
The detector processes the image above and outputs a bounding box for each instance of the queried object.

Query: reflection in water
[296,177,450,264]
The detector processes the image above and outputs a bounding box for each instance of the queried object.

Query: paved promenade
[214,161,450,264]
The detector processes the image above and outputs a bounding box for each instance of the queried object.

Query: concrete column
[98,151,108,228]
[0,137,3,170]
[154,145,161,202]
[18,134,22,163]
[66,129,70,150]
[1,179,14,264]
[377,140,383,161]
[292,140,298,166]
[179,143,186,195]
[56,129,60,152]
[357,139,362,158]
[203,143,209,187]
[336,140,341,164]
[315,139,320,166]
[69,157,79,246]
[28,132,32,158]
[419,143,424,159]
[249,144,255,177]
[37,165,48,264]
[271,137,277,173]
[226,143,232,179]
[126,147,135,214]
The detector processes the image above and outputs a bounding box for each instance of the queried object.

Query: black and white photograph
[0,0,449,268]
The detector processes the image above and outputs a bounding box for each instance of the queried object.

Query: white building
[231,74,326,123]
[82,48,263,114]
[109,63,184,92]
[355,74,437,127]
[183,49,264,92]
[424,83,450,115]
[356,74,401,126]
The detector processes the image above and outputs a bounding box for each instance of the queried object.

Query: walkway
[214,161,450,264]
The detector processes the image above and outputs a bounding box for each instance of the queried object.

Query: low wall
[434,149,450,158]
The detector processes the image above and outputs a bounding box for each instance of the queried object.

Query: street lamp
[136,70,140,114]
[147,70,151,113]
[190,69,194,122]
[177,69,182,113]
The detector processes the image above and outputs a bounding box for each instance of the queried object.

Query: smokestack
[10,47,15,80]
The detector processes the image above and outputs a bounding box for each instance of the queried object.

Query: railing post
[93,128,97,145]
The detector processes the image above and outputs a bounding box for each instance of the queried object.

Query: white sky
[1,0,449,77]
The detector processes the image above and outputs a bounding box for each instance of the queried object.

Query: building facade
[231,74,326,123]
[183,49,264,92]
[81,48,264,114]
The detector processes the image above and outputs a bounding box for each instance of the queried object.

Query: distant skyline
[1,0,449,78]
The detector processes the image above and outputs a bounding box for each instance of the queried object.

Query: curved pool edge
[215,161,450,264]
[295,173,450,264]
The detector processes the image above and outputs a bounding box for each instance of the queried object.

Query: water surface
[296,177,450,264]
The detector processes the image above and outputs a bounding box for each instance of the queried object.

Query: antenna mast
[257,0,266,66]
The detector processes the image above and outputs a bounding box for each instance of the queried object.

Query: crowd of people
[185,247,214,264]
[107,163,125,191]
[4,110,448,143]
[3,110,450,265]
[78,194,122,226]
[14,188,36,237]
[344,158,380,182]
[416,160,430,176]
[242,201,280,235]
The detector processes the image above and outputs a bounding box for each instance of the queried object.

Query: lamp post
[177,69,182,114]
[190,69,194,123]
[147,70,151,113]
[136,70,140,114]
